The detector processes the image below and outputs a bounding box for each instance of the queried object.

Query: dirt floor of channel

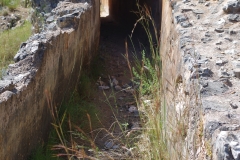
[77,16,147,159]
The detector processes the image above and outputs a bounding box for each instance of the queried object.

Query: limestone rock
[14,40,43,62]
[46,15,55,23]
[0,91,15,102]
[175,15,188,24]
[57,14,76,29]
[114,85,122,91]
[181,21,192,28]
[233,68,240,78]
[112,77,118,86]
[201,82,228,96]
[104,140,119,150]
[0,80,14,94]
[47,22,57,31]
[128,105,137,113]
[230,101,239,109]
[98,86,110,90]
[215,28,224,33]
[205,121,221,139]
[216,60,223,65]
[215,131,240,160]
[228,14,240,22]
[223,0,240,13]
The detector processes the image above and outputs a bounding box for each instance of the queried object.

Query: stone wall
[160,0,240,159]
[0,0,100,159]
[160,0,199,159]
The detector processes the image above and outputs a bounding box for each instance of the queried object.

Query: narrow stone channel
[85,16,145,159]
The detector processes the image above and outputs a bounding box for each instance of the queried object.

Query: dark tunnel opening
[100,0,161,57]
[109,0,161,30]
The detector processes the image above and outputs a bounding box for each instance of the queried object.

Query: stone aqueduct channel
[0,0,240,159]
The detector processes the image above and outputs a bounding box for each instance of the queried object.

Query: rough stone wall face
[161,0,240,159]
[0,0,100,159]
[160,0,201,159]
[160,0,190,159]
[161,0,181,93]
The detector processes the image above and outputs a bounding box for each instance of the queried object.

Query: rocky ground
[172,0,240,159]
[0,6,30,32]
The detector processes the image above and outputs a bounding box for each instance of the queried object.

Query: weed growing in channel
[30,55,106,160]
[126,2,191,160]
[30,90,100,160]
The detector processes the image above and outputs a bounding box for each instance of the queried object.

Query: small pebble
[215,28,224,33]
[99,86,110,90]
[104,140,114,149]
[216,41,222,45]
[230,101,239,109]
[118,97,124,100]
[112,145,119,149]
[115,85,122,91]
[233,68,240,78]
[125,88,135,94]
[128,105,137,113]
[205,2,210,6]
[112,78,118,86]
[133,110,140,117]
[216,60,223,65]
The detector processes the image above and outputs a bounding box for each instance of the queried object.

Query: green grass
[30,91,101,160]
[0,20,32,77]
[0,0,20,8]
[30,58,104,159]
[60,91,100,133]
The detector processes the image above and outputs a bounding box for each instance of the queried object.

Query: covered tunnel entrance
[101,0,161,29]
[100,0,161,58]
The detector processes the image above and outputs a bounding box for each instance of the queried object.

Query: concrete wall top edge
[0,1,92,103]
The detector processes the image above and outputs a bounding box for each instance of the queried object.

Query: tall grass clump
[0,20,31,77]
[128,3,189,159]
[31,90,100,160]
[31,58,105,159]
